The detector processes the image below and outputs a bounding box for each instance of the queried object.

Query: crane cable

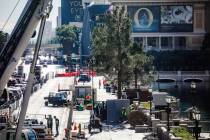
[1,0,22,31]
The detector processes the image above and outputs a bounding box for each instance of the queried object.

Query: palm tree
[129,42,154,88]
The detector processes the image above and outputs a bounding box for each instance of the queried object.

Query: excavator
[0,0,54,139]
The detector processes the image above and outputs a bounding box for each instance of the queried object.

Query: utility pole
[15,16,47,139]
[65,77,76,140]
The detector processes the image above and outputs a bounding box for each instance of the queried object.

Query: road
[23,65,148,140]
[22,64,72,140]
[26,76,73,140]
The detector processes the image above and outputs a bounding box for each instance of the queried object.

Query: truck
[0,127,38,140]
[24,118,54,140]
[44,91,68,107]
[74,85,97,110]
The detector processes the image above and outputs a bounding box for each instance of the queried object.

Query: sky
[0,0,61,33]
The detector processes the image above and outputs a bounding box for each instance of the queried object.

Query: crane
[0,0,52,98]
[0,0,53,139]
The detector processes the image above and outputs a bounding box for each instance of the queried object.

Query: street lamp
[165,97,172,132]
[192,108,201,140]
[89,57,96,111]
[148,88,153,116]
[190,82,196,108]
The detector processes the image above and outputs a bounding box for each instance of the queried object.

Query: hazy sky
[0,0,61,33]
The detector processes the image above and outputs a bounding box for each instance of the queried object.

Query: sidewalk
[70,76,117,139]
[93,76,117,102]
[87,76,150,140]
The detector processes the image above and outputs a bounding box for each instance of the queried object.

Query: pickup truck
[44,92,68,107]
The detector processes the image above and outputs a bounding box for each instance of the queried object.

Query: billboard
[160,5,193,32]
[61,0,83,24]
[128,6,160,32]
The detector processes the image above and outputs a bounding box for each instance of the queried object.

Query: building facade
[109,0,210,50]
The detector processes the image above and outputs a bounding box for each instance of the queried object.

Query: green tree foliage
[129,42,154,88]
[92,6,154,98]
[56,25,77,43]
[55,25,79,57]
[92,6,131,99]
[172,127,195,140]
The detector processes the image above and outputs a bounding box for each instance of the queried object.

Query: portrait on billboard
[128,6,160,32]
[160,5,193,32]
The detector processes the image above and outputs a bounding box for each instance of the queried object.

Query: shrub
[171,127,195,140]
[141,102,150,110]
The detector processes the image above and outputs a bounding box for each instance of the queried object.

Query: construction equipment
[0,0,53,139]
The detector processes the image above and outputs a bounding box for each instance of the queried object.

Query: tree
[56,25,78,55]
[56,25,77,43]
[129,42,154,88]
[92,6,131,99]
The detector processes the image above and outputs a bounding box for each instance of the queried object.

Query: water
[152,81,210,131]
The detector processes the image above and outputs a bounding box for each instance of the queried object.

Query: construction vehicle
[0,0,53,139]
[88,115,102,134]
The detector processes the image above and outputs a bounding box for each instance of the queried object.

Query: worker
[54,116,59,136]
[121,107,127,122]
[45,115,53,135]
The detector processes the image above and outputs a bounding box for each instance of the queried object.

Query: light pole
[192,108,201,140]
[190,81,196,108]
[148,88,153,116]
[89,57,96,111]
[165,97,171,132]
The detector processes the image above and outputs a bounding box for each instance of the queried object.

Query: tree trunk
[134,69,138,89]
[117,69,122,99]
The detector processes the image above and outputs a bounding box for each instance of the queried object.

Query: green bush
[141,102,150,110]
[171,127,195,140]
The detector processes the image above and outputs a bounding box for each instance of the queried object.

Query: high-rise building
[42,21,53,44]
[57,7,61,27]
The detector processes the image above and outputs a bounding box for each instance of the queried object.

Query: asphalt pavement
[27,77,73,140]
[24,64,149,140]
[23,63,73,140]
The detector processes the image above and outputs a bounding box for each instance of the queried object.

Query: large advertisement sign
[160,5,193,32]
[128,6,160,32]
[128,5,193,33]
[61,0,83,24]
